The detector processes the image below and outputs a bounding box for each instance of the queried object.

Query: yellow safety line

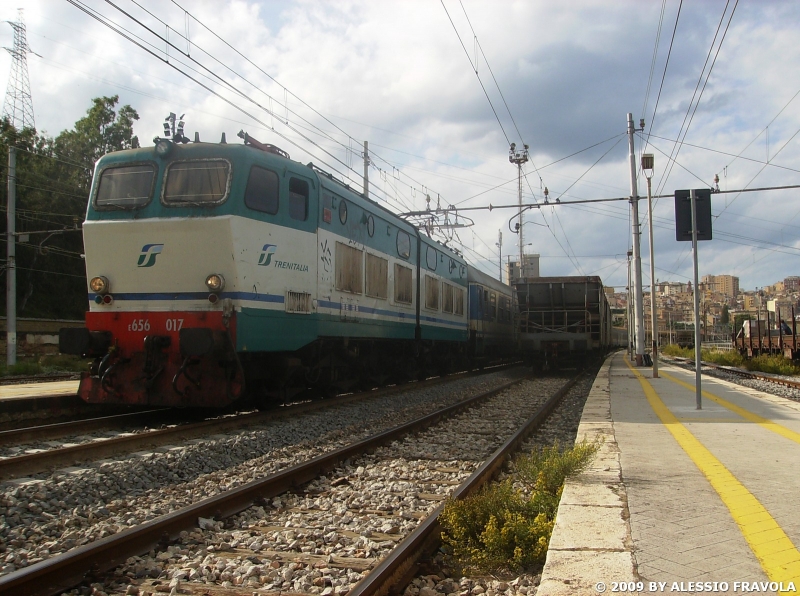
[623,357,800,582]
[660,369,800,446]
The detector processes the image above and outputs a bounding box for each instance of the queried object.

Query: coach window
[454,287,464,316]
[394,264,413,304]
[426,246,437,271]
[425,275,440,310]
[336,241,363,294]
[163,159,230,205]
[244,166,279,214]
[289,177,309,221]
[397,231,411,259]
[367,214,375,237]
[442,282,454,313]
[490,292,497,321]
[339,199,348,224]
[365,253,388,299]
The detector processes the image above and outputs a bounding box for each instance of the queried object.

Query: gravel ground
[661,356,800,402]
[402,368,600,596]
[0,370,522,578]
[65,375,571,596]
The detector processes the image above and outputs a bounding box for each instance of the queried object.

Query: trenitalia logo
[137,244,164,268]
[258,244,277,266]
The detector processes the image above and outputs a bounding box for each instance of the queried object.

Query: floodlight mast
[509,143,529,278]
[626,112,645,366]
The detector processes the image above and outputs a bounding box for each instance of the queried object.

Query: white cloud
[2,0,799,290]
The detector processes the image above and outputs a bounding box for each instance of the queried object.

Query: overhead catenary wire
[113,0,466,220]
[642,0,683,155]
[66,0,413,215]
[655,0,739,197]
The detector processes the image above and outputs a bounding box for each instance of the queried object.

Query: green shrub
[439,440,599,574]
[4,361,44,376]
[701,350,745,367]
[0,354,89,377]
[745,354,800,376]
[38,354,90,373]
[663,344,799,376]
[661,344,692,357]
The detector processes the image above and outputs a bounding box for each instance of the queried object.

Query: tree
[720,304,730,325]
[54,95,139,190]
[0,96,139,319]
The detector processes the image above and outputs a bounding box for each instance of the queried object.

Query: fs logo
[258,244,277,266]
[137,244,164,268]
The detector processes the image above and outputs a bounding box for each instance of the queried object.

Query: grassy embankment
[0,354,89,377]
[660,344,800,376]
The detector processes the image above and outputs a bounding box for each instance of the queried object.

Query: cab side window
[244,166,279,214]
[289,178,309,221]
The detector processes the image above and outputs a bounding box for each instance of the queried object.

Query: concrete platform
[538,352,800,595]
[0,380,79,400]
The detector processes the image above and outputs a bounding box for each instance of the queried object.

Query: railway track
[0,367,525,587]
[0,366,520,480]
[0,369,581,596]
[667,356,800,390]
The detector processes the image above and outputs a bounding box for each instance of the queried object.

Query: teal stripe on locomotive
[235,307,465,352]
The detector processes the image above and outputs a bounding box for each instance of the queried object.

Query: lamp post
[642,153,658,377]
[509,143,529,278]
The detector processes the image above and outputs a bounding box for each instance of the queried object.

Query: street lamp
[642,153,658,378]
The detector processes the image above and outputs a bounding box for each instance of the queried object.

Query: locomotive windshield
[95,163,156,209]
[163,159,230,206]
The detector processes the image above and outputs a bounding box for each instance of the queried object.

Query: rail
[0,375,528,595]
[348,375,581,596]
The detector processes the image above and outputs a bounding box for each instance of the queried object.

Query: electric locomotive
[60,131,471,407]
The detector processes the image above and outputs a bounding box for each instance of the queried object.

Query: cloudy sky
[2,0,799,293]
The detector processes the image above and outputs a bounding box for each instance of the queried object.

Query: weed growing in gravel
[439,440,599,574]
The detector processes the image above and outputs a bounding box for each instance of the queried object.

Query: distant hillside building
[657,281,690,296]
[701,274,739,298]
[785,276,800,292]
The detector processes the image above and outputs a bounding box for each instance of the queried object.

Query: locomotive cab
[61,136,318,407]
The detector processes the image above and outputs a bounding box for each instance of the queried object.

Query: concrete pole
[517,162,523,274]
[6,146,16,366]
[647,175,658,377]
[691,189,702,409]
[627,113,645,365]
[497,230,503,282]
[363,140,369,199]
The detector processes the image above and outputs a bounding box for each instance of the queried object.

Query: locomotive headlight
[155,139,172,156]
[89,276,110,295]
[205,273,225,293]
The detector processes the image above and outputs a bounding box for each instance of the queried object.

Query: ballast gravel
[65,375,570,596]
[0,370,522,577]
[404,369,599,596]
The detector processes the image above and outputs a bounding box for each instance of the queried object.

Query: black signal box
[674,189,712,241]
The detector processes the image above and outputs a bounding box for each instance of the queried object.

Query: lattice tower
[3,9,35,130]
